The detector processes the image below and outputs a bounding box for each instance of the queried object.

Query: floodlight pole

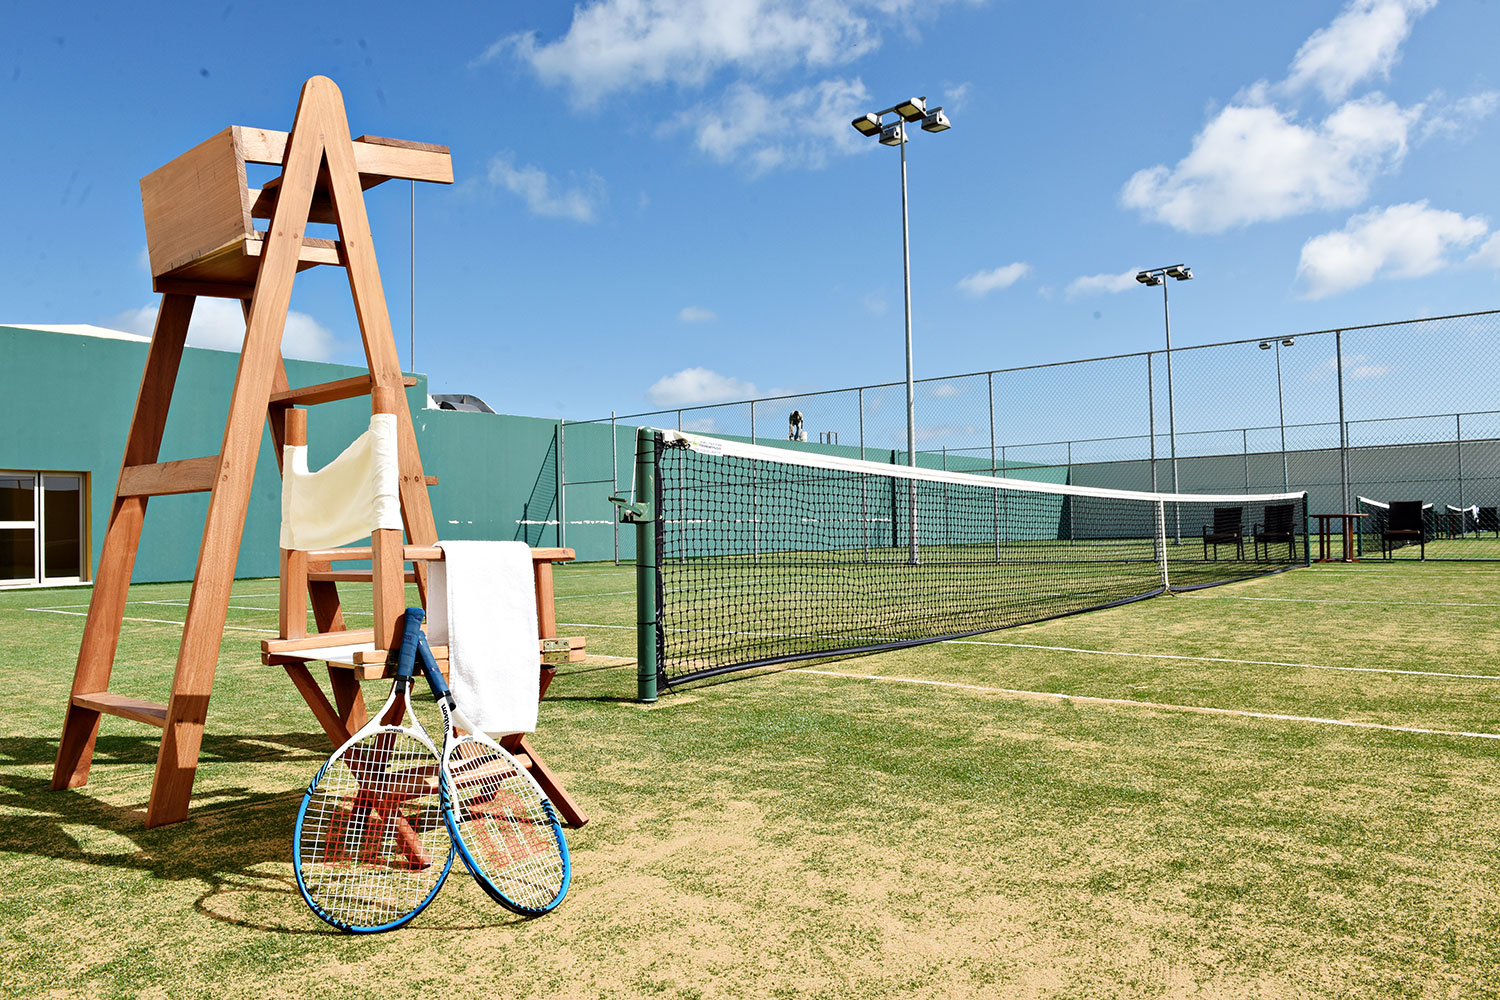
[898,118,919,565]
[851,96,951,566]
[1136,264,1191,543]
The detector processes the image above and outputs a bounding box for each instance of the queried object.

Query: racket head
[294,715,454,932]
[293,613,451,933]
[440,722,571,917]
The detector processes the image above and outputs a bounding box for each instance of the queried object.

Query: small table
[1313,513,1368,563]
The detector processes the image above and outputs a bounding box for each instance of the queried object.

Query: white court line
[135,599,282,614]
[25,593,281,610]
[558,620,1498,681]
[794,668,1500,742]
[945,639,1500,681]
[24,608,276,633]
[1181,594,1500,609]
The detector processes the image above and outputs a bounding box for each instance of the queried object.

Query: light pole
[851,96,952,564]
[1136,264,1192,541]
[1259,337,1295,489]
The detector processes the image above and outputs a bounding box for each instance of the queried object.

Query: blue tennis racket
[414,631,571,916]
[293,608,454,932]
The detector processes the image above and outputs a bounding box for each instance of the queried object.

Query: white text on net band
[657,430,1308,505]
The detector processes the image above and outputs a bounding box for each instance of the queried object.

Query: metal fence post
[750,400,756,444]
[1457,412,1465,510]
[1242,427,1250,490]
[557,419,566,549]
[1336,329,1350,515]
[1147,352,1157,492]
[858,389,865,460]
[989,371,999,559]
[611,411,619,565]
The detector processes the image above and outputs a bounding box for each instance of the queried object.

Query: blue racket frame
[292,608,455,933]
[415,634,572,916]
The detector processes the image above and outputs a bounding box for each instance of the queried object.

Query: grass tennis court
[4,560,1499,998]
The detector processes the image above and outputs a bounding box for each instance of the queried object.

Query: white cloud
[114,299,340,361]
[1121,0,1444,235]
[1421,90,1500,143]
[956,262,1030,297]
[485,153,605,223]
[1470,232,1500,268]
[1122,96,1417,233]
[669,77,871,174]
[482,0,880,106]
[1296,201,1489,299]
[930,382,963,398]
[941,81,971,114]
[647,366,757,405]
[1065,270,1140,298]
[678,305,717,323]
[1327,353,1391,380]
[1283,0,1436,102]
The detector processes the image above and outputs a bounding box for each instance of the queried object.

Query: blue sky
[5,0,1499,422]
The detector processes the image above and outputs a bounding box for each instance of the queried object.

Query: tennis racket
[293,607,454,932]
[414,632,571,916]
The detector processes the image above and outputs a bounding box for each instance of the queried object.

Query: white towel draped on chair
[279,413,403,551]
[427,540,540,736]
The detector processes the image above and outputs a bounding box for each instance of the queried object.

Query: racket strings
[446,739,567,911]
[298,729,449,928]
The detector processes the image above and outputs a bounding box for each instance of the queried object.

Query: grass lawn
[3,559,1499,998]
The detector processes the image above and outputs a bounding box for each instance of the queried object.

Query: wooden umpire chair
[52,76,586,828]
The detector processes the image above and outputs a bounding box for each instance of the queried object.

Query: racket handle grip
[392,607,426,681]
[416,634,453,702]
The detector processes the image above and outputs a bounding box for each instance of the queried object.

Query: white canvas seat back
[280,413,404,551]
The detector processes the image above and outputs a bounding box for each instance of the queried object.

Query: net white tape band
[658,429,1307,506]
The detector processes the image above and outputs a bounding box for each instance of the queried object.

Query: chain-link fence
[567,309,1500,562]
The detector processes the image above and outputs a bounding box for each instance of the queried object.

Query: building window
[0,472,88,587]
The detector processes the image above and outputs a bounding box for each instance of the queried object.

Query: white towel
[280,414,403,551]
[427,540,539,735]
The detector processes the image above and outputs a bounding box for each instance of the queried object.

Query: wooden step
[117,456,219,498]
[72,692,168,728]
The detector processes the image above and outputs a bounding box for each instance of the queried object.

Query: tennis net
[638,430,1308,688]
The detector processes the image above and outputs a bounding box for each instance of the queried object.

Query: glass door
[41,474,84,584]
[0,472,37,586]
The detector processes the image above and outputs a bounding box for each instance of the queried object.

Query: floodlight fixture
[1165,264,1192,281]
[879,123,907,146]
[851,113,882,136]
[895,96,927,121]
[920,109,951,132]
[1282,338,1295,347]
[1135,271,1153,284]
[1259,342,1271,350]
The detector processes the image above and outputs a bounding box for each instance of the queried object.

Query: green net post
[1302,493,1312,567]
[610,428,659,703]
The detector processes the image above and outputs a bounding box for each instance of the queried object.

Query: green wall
[0,325,593,584]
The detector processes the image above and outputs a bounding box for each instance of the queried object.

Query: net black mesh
[653,434,1307,686]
